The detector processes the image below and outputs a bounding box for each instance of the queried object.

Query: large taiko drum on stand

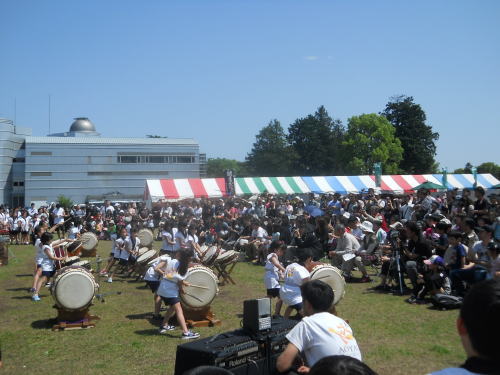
[138,229,154,248]
[180,265,219,309]
[51,266,99,311]
[309,264,345,306]
[66,240,83,256]
[200,246,221,267]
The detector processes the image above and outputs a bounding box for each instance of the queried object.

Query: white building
[0,117,206,206]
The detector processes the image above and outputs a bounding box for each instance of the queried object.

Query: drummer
[154,249,200,339]
[32,232,68,301]
[125,228,141,273]
[160,222,177,256]
[264,240,286,316]
[186,225,201,261]
[280,248,312,318]
[107,228,128,283]
[30,225,46,293]
[144,253,171,320]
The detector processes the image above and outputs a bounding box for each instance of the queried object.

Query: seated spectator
[487,242,499,280]
[404,222,433,301]
[430,279,500,375]
[412,255,451,303]
[329,224,370,282]
[309,355,378,375]
[276,280,362,374]
[450,226,493,297]
[444,231,467,273]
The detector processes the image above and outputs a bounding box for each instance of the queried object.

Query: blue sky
[1,0,499,171]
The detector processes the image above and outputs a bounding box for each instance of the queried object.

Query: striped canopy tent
[145,174,499,201]
[145,178,228,201]
[145,176,310,201]
[300,174,500,194]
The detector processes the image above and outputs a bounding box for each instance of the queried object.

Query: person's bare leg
[154,294,162,316]
[174,303,189,333]
[275,299,283,316]
[32,267,42,290]
[283,306,293,319]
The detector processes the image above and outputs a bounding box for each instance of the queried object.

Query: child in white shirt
[264,241,286,316]
[280,248,312,318]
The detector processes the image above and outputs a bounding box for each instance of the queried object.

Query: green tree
[382,95,439,173]
[206,158,248,178]
[341,113,403,174]
[57,195,74,210]
[287,106,345,175]
[477,162,500,179]
[246,119,294,176]
[453,162,473,174]
[455,162,500,179]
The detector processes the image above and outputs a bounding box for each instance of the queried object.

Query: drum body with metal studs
[66,240,83,256]
[138,229,154,248]
[309,264,345,305]
[215,250,239,267]
[51,266,98,311]
[180,265,219,309]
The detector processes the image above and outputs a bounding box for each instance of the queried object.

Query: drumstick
[48,217,73,233]
[182,292,204,302]
[186,283,209,290]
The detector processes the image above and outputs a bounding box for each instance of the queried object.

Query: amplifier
[243,298,271,333]
[175,330,263,375]
[175,317,298,375]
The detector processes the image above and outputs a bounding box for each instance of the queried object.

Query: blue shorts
[290,302,303,311]
[36,264,42,268]
[161,296,180,306]
[267,288,281,298]
[42,270,56,278]
[146,281,160,293]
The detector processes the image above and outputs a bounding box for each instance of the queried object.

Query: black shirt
[407,237,433,263]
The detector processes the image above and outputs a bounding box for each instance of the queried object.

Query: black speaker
[243,298,271,333]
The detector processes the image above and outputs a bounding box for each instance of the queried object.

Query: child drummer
[154,249,200,339]
[264,240,286,316]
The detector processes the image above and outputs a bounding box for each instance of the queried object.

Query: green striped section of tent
[234,177,309,195]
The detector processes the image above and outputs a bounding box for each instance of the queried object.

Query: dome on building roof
[70,117,96,132]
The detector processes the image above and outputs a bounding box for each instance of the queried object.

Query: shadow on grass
[134,329,163,336]
[11,295,33,300]
[16,274,32,277]
[126,312,153,320]
[6,287,30,292]
[31,318,57,329]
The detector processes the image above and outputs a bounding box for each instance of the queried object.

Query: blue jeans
[450,266,488,296]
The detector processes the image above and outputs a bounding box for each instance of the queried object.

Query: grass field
[0,241,465,375]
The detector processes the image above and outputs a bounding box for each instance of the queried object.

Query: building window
[117,154,195,164]
[31,151,52,156]
[13,158,25,163]
[31,172,52,176]
[13,181,24,187]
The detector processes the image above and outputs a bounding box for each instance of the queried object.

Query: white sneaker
[107,278,113,283]
[182,331,200,340]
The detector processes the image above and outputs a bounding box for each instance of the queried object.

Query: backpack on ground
[431,293,463,310]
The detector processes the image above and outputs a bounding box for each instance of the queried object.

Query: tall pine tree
[382,95,439,174]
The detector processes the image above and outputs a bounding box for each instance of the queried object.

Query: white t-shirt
[54,207,65,224]
[125,236,140,258]
[68,226,79,240]
[286,312,362,367]
[252,227,268,240]
[40,244,55,271]
[161,231,174,251]
[264,253,281,289]
[34,238,44,264]
[280,263,309,306]
[116,237,129,260]
[376,228,387,244]
[144,255,171,282]
[174,230,188,251]
[156,259,186,298]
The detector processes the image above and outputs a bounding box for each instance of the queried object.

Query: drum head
[81,232,98,250]
[310,265,345,305]
[216,250,237,266]
[138,229,154,247]
[52,267,97,310]
[137,249,157,264]
[181,266,218,309]
[137,247,149,257]
[73,260,91,269]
